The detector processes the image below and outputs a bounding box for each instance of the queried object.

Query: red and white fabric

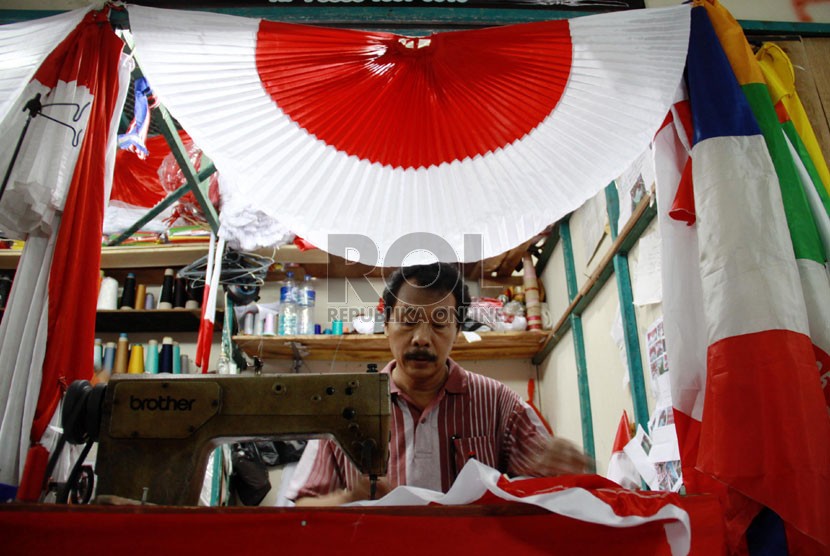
[126,5,691,265]
[0,9,131,496]
[352,458,691,556]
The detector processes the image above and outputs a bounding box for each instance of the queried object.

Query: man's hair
[382,262,470,328]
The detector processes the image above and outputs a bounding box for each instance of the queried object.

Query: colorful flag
[657,2,830,552]
[756,43,830,200]
[0,9,130,498]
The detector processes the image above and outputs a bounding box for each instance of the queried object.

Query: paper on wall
[580,190,608,267]
[615,147,654,232]
[623,425,657,487]
[632,230,662,306]
[610,306,629,388]
[646,316,673,407]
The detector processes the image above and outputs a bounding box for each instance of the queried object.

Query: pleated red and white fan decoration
[128,5,690,266]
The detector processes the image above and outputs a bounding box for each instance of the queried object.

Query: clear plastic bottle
[278,272,298,336]
[297,274,316,335]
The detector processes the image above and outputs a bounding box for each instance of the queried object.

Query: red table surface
[0,494,724,556]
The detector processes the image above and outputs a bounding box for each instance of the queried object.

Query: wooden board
[774,39,830,171]
[233,330,553,362]
[802,38,830,167]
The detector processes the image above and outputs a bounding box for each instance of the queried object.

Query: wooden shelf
[0,244,327,271]
[96,309,224,333]
[233,330,553,362]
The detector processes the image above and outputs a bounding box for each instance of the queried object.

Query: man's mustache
[404,351,437,362]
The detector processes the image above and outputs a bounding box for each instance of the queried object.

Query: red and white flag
[126,5,691,266]
[0,9,130,499]
[606,410,639,490]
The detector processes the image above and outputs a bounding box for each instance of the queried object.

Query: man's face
[385,281,458,384]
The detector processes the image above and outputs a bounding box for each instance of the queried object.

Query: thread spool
[134,284,147,310]
[103,342,116,373]
[263,313,276,336]
[97,277,119,310]
[173,342,181,374]
[158,337,174,373]
[332,320,343,335]
[243,312,255,335]
[144,292,155,310]
[174,277,187,309]
[113,333,129,374]
[119,273,136,310]
[253,313,264,336]
[522,253,543,331]
[145,339,159,374]
[158,269,175,309]
[180,354,190,374]
[93,338,103,372]
[128,344,145,374]
[0,275,12,309]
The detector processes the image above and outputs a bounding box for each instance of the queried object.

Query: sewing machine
[88,373,390,506]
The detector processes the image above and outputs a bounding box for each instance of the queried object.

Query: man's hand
[531,437,593,476]
[294,476,391,507]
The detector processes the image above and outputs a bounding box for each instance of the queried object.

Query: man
[287,262,589,506]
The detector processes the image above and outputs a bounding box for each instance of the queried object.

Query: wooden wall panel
[785,38,830,168]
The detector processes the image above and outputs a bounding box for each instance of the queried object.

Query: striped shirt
[285,359,551,500]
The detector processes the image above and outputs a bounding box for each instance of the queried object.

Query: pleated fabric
[128,5,690,265]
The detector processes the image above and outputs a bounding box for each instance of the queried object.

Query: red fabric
[14,446,48,502]
[669,157,696,225]
[673,410,724,497]
[0,493,725,556]
[610,410,631,453]
[293,236,318,251]
[699,329,830,550]
[773,99,790,125]
[667,99,696,225]
[111,132,184,207]
[255,20,572,169]
[30,12,124,442]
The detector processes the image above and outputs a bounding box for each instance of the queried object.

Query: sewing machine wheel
[70,465,95,505]
[62,380,106,445]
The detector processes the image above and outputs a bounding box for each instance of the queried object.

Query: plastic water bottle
[278,272,298,336]
[298,274,316,335]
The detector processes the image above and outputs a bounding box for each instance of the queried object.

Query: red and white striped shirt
[285,359,552,500]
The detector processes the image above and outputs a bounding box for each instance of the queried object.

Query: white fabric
[0,8,89,127]
[0,232,56,488]
[0,81,91,235]
[693,136,809,344]
[653,96,707,422]
[350,459,691,556]
[0,51,132,490]
[606,451,640,490]
[128,5,690,265]
[783,133,830,359]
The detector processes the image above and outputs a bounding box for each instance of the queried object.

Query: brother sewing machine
[62,372,390,506]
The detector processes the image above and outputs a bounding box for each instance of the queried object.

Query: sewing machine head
[76,373,390,506]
